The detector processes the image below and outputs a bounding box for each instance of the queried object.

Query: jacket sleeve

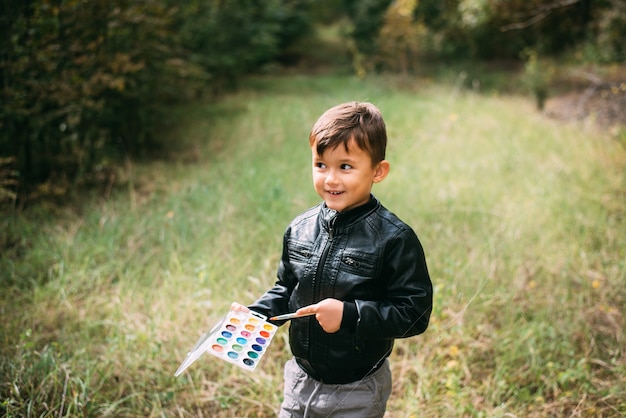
[247,228,294,323]
[355,227,433,339]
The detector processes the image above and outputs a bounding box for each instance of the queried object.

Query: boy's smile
[311,140,389,212]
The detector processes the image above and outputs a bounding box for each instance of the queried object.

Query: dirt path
[544,67,626,130]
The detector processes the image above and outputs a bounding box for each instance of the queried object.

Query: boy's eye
[340,164,352,170]
[315,162,326,169]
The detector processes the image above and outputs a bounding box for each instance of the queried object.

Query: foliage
[343,0,624,72]
[1,73,624,417]
[2,0,623,198]
[2,1,186,185]
[376,0,425,73]
[0,0,313,197]
[176,0,313,90]
[580,0,626,63]
[522,48,556,110]
[341,0,393,69]
[0,157,18,203]
[419,0,599,59]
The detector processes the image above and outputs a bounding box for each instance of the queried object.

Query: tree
[377,0,424,73]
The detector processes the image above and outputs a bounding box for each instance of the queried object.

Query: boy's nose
[325,169,339,185]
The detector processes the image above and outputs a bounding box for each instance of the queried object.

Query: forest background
[1,0,625,193]
[1,0,625,417]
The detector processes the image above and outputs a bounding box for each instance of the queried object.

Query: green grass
[1,73,625,417]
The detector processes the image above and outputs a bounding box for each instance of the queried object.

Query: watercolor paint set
[206,309,278,371]
[175,308,278,376]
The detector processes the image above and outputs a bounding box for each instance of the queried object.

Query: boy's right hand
[296,298,343,334]
[230,302,250,313]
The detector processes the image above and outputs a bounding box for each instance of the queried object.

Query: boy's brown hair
[309,102,387,165]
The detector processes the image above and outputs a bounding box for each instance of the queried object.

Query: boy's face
[311,139,389,212]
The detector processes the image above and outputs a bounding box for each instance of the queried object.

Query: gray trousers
[278,357,392,418]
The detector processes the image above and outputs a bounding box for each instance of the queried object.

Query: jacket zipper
[313,214,337,299]
[309,215,337,367]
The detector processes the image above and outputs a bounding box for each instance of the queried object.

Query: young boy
[234,101,432,417]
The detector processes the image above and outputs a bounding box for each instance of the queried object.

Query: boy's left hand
[230,302,250,313]
[296,298,343,333]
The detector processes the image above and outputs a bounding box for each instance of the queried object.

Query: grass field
[1,73,625,417]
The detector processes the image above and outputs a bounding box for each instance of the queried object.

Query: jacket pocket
[334,250,381,300]
[287,239,313,263]
[340,250,375,277]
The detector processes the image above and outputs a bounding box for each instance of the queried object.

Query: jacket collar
[320,195,379,230]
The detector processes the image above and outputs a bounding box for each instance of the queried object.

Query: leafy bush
[522,49,555,110]
[376,0,426,73]
[341,0,393,71]
[1,1,197,189]
[0,0,313,197]
[583,0,626,63]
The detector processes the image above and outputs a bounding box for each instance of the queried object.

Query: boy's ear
[373,160,390,183]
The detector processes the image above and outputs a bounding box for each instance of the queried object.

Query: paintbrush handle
[269,311,316,321]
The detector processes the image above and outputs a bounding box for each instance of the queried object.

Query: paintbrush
[269,311,316,321]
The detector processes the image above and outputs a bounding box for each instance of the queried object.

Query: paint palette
[207,309,277,371]
[174,308,277,376]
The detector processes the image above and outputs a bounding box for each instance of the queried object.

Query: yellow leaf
[449,345,459,357]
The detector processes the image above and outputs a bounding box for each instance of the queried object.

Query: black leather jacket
[249,196,432,384]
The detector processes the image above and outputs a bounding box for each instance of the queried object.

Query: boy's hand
[296,298,343,333]
[230,302,250,313]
